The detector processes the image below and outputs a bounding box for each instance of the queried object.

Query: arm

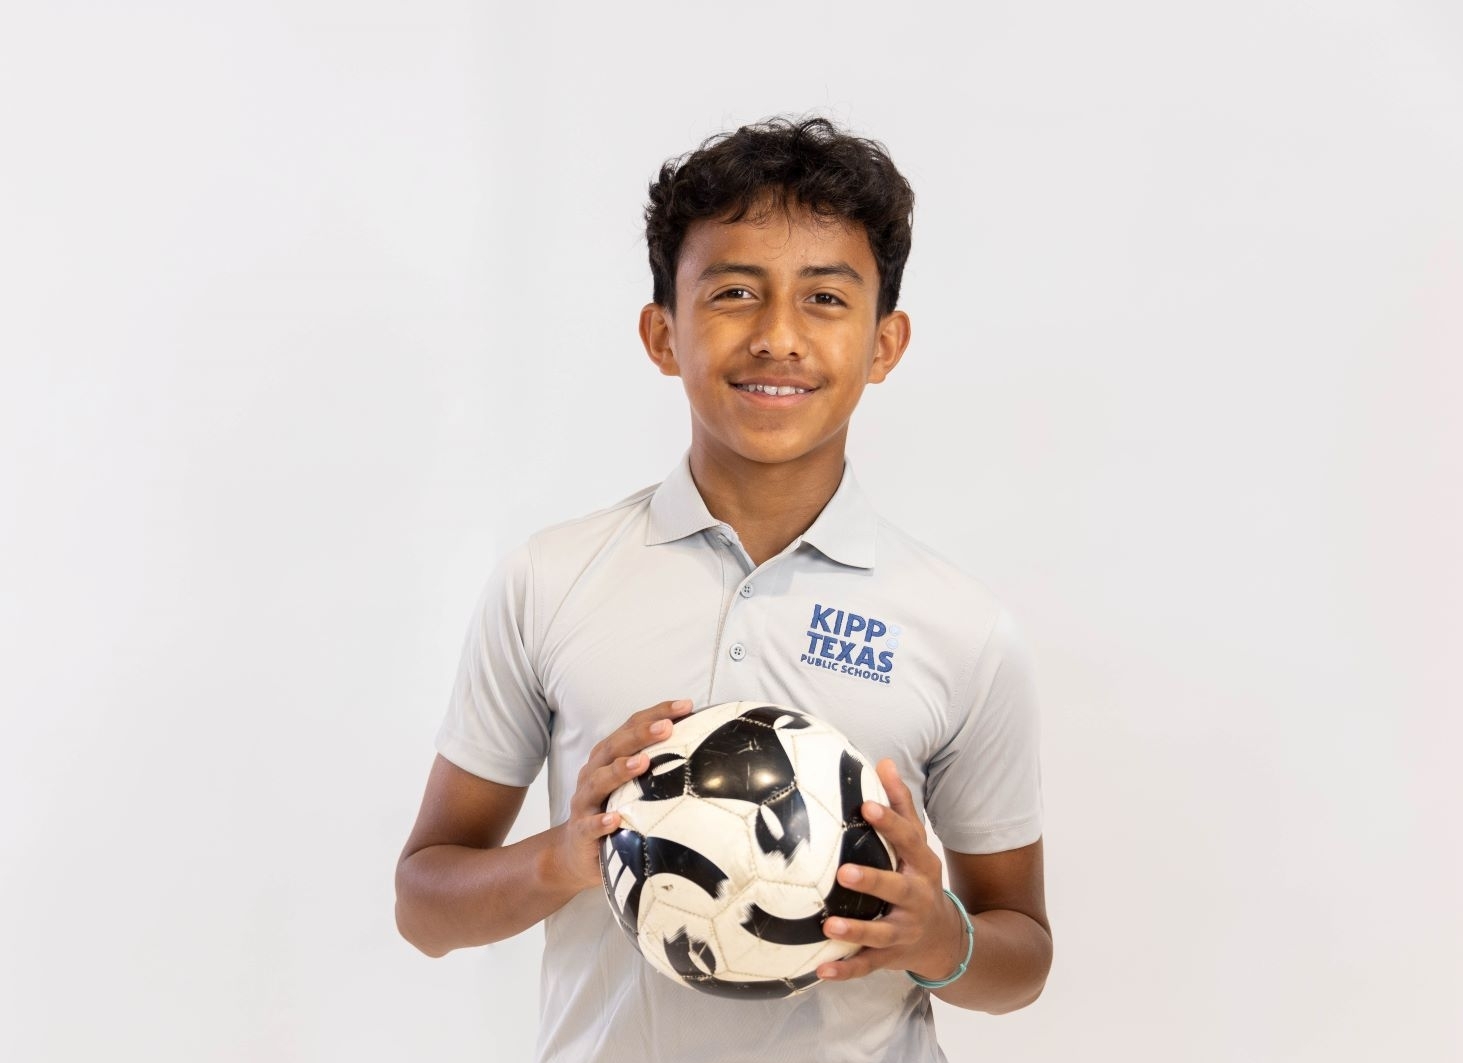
[816,760,1052,1013]
[933,840,1051,1012]
[395,700,693,958]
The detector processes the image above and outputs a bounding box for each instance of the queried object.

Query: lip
[729,378,819,408]
[729,377,820,393]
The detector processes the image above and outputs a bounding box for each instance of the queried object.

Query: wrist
[537,824,595,899]
[907,889,975,990]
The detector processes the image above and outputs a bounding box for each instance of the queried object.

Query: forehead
[676,204,876,282]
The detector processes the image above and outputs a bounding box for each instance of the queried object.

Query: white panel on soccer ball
[649,796,757,894]
[638,874,725,948]
[612,790,685,840]
[749,878,826,922]
[781,723,846,784]
[861,759,889,808]
[716,883,842,982]
[705,882,765,976]
[782,729,847,818]
[750,793,841,896]
[725,939,831,983]
[806,936,859,971]
[708,882,827,981]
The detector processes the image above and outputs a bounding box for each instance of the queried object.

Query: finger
[564,810,628,891]
[834,862,919,908]
[628,697,694,728]
[860,800,939,876]
[591,699,693,764]
[875,759,922,826]
[576,702,692,814]
[817,949,881,982]
[579,809,624,841]
[591,754,649,795]
[577,751,653,811]
[823,913,902,951]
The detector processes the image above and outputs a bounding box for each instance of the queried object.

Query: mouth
[731,382,816,396]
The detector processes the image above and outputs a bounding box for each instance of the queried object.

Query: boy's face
[640,203,909,477]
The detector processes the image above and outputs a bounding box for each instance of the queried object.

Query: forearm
[395,826,585,957]
[925,907,1052,1013]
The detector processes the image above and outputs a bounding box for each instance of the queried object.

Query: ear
[867,309,911,384]
[640,303,680,377]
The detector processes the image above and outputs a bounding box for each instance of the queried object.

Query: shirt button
[739,583,754,598]
[728,643,746,662]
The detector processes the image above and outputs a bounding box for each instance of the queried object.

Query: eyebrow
[696,261,867,285]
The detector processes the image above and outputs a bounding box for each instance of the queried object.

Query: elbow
[986,977,1047,1015]
[986,927,1052,1015]
[395,899,451,958]
[394,858,451,958]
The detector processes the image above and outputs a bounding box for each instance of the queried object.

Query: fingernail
[818,965,836,980]
[671,699,693,714]
[826,918,847,936]
[627,754,645,770]
[841,865,862,883]
[865,803,884,821]
[650,720,671,737]
[601,813,617,827]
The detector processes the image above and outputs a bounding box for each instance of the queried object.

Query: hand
[816,759,966,985]
[546,699,694,895]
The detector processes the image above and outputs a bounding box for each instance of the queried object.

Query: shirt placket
[706,525,758,705]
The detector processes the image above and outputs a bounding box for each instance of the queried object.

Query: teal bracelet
[906,889,974,990]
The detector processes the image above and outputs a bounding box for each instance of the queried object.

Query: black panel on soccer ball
[823,750,894,922]
[837,748,869,822]
[635,753,688,801]
[823,823,893,922]
[602,828,648,937]
[642,835,730,900]
[663,927,718,979]
[689,717,797,805]
[754,786,809,860]
[602,830,731,934]
[739,902,829,946]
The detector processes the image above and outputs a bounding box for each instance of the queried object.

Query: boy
[396,117,1051,1062]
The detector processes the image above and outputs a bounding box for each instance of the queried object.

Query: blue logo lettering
[801,603,900,685]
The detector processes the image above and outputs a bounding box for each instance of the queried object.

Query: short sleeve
[434,543,551,787]
[923,609,1043,854]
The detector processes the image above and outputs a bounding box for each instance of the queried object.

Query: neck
[688,440,847,567]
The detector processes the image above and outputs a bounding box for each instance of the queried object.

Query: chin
[721,436,838,469]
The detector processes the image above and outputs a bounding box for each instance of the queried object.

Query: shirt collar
[646,452,879,570]
[801,464,878,569]
[646,453,721,545]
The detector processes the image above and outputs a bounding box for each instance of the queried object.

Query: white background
[2,2,1460,1060]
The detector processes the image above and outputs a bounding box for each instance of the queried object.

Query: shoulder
[863,513,1036,716]
[523,482,658,559]
[489,482,661,604]
[467,482,660,648]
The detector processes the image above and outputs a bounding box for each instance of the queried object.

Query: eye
[713,286,755,301]
[810,292,846,306]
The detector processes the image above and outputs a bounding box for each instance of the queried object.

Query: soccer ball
[599,700,895,999]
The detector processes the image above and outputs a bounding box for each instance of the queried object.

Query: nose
[750,295,801,360]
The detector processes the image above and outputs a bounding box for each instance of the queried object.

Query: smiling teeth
[737,383,809,395]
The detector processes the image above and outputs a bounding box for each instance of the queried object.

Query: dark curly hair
[645,116,915,318]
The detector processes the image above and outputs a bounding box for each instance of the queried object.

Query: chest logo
[800,603,901,685]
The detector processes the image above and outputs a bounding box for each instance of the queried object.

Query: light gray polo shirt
[437,455,1043,1063]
